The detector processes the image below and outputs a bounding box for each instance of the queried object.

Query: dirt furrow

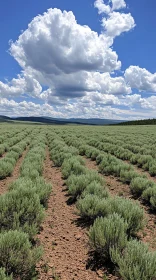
[0,147,29,195]
[37,149,110,280]
[84,157,156,251]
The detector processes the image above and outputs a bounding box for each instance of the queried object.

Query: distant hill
[58,118,124,125]
[0,115,13,122]
[42,117,125,125]
[0,115,125,125]
[113,118,156,125]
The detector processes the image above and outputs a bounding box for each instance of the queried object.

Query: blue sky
[0,0,156,119]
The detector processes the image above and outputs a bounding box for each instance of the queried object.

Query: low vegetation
[0,123,156,279]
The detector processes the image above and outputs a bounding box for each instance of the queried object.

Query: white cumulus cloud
[125,66,156,92]
[0,74,42,98]
[102,12,135,37]
[111,0,126,11]
[10,8,120,75]
[0,1,155,120]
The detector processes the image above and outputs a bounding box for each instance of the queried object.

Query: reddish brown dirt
[36,149,120,280]
[84,157,132,198]
[84,157,156,251]
[0,147,28,195]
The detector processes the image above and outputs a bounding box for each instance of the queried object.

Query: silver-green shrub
[0,230,42,279]
[77,195,110,221]
[67,171,105,199]
[0,187,44,238]
[109,197,145,236]
[111,240,156,280]
[81,181,109,199]
[89,213,127,258]
[130,177,155,196]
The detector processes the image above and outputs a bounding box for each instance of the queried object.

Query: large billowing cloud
[10,8,121,75]
[0,1,155,119]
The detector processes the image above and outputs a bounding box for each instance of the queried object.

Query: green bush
[9,177,52,207]
[149,162,156,176]
[130,177,155,196]
[0,145,7,156]
[67,171,105,199]
[78,144,88,155]
[0,268,12,280]
[96,154,106,165]
[130,154,141,165]
[52,151,72,167]
[61,156,86,179]
[0,161,14,179]
[85,147,100,160]
[11,146,23,156]
[120,170,139,184]
[0,188,44,238]
[142,186,156,204]
[0,230,42,279]
[137,155,153,168]
[77,195,110,221]
[111,240,156,280]
[109,197,145,236]
[81,181,109,199]
[5,151,19,161]
[89,213,127,258]
[150,189,156,209]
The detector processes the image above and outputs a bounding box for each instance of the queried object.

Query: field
[0,123,156,280]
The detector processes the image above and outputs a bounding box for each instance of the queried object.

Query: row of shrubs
[48,132,156,280]
[0,130,33,179]
[0,127,31,157]
[100,135,156,158]
[0,126,27,145]
[62,131,156,175]
[59,132,156,209]
[85,137,156,176]
[93,134,156,157]
[80,129,156,158]
[63,135,156,211]
[97,151,156,210]
[0,130,52,279]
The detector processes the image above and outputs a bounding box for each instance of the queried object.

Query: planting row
[0,129,34,179]
[0,126,27,145]
[0,130,52,279]
[86,137,156,176]
[0,127,31,156]
[57,127,156,175]
[59,133,156,211]
[48,132,156,280]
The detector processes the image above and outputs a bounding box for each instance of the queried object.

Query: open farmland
[0,123,156,280]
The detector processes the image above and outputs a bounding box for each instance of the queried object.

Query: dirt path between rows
[84,157,156,251]
[0,146,29,195]
[36,148,120,280]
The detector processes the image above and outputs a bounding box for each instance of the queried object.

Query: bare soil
[84,157,156,251]
[36,149,120,280]
[0,147,29,195]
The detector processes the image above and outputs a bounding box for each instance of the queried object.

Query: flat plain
[0,123,156,280]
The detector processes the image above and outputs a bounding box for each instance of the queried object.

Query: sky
[0,0,156,120]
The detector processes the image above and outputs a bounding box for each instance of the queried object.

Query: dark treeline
[112,118,156,126]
